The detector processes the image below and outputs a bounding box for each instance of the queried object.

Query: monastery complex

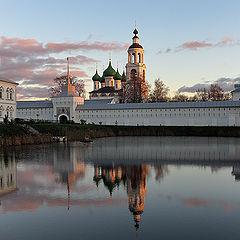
[1,28,240,126]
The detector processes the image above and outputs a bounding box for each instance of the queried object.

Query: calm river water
[1,136,240,239]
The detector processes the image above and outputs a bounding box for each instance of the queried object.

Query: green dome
[100,75,105,83]
[92,70,101,81]
[121,71,126,82]
[113,69,122,80]
[103,61,116,77]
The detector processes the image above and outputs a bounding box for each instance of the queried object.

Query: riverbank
[32,124,240,140]
[0,124,55,147]
[1,123,240,147]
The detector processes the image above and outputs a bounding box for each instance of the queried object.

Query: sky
[1,0,240,100]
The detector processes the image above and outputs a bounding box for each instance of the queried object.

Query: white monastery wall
[76,106,240,126]
[17,107,53,121]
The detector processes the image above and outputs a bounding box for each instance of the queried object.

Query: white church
[2,28,240,126]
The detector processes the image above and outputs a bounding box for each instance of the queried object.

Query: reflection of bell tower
[126,165,148,230]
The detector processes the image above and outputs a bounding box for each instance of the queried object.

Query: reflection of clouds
[178,196,240,212]
[1,194,126,214]
[0,162,126,214]
[184,198,212,207]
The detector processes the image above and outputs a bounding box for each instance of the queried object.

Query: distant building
[231,84,240,101]
[0,79,18,122]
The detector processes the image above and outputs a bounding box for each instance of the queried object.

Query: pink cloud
[181,41,213,50]
[0,35,127,99]
[160,35,237,54]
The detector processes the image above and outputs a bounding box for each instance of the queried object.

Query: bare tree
[122,75,148,103]
[196,88,209,101]
[171,92,188,102]
[209,84,224,101]
[148,78,169,102]
[49,75,85,97]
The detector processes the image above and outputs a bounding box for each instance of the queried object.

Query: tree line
[148,79,231,103]
[49,75,231,103]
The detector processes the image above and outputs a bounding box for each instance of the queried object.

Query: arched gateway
[59,114,68,123]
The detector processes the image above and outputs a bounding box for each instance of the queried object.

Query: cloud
[0,36,127,100]
[159,36,236,54]
[178,77,240,93]
[180,41,213,51]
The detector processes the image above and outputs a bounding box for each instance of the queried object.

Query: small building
[0,79,18,122]
[231,84,240,101]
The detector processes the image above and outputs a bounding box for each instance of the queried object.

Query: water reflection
[93,165,148,229]
[1,137,240,239]
[0,152,17,196]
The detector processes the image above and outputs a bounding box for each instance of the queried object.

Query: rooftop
[17,100,53,109]
[76,100,240,111]
[0,79,19,85]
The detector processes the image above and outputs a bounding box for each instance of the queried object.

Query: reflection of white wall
[52,144,84,174]
[0,153,17,195]
[76,137,240,163]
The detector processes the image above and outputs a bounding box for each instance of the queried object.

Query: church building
[89,28,148,103]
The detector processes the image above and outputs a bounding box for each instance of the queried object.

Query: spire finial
[67,57,70,85]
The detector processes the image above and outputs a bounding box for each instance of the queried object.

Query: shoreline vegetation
[1,123,240,147]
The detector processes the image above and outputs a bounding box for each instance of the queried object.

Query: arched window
[130,69,137,81]
[138,53,141,63]
[132,53,135,63]
[0,105,3,117]
[10,88,14,100]
[143,70,145,82]
[6,88,10,100]
[0,87,3,99]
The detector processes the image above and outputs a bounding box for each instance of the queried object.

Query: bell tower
[126,28,146,85]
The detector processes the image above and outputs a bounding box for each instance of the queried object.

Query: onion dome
[133,28,138,35]
[129,28,143,49]
[92,70,101,81]
[121,71,126,83]
[100,75,105,83]
[113,69,122,80]
[103,61,116,77]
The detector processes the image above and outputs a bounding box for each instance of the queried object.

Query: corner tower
[126,28,146,85]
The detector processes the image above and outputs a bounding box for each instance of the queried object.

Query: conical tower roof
[103,61,116,77]
[121,71,126,82]
[113,69,122,80]
[92,70,101,81]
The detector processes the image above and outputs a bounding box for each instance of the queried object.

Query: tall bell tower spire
[126,28,148,100]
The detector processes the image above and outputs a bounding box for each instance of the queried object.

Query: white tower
[126,28,146,84]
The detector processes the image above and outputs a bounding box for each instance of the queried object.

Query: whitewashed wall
[76,107,240,126]
[16,107,53,121]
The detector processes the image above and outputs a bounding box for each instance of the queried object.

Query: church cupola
[129,28,143,50]
[92,70,101,90]
[113,69,122,90]
[103,60,116,87]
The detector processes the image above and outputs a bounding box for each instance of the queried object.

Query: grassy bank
[1,123,240,147]
[0,124,54,147]
[31,123,240,140]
